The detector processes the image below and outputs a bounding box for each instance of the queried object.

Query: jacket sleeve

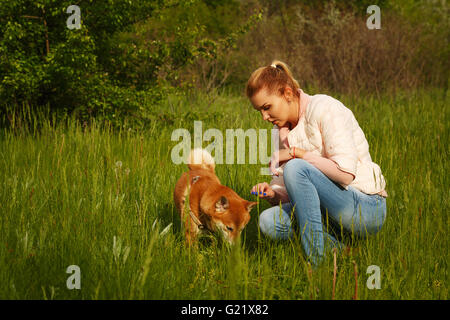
[319,101,358,178]
[302,152,355,187]
[261,126,291,205]
[268,174,290,205]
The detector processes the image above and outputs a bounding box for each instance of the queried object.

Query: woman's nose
[262,111,270,121]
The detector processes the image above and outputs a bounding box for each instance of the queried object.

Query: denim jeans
[259,159,387,266]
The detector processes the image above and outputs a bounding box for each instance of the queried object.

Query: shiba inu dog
[173,148,256,245]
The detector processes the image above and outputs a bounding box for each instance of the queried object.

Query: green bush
[0,0,263,128]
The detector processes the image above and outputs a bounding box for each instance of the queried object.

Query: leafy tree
[0,0,261,125]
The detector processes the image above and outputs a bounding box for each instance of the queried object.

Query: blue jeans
[259,159,387,266]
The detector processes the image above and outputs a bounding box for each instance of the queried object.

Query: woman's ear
[281,86,293,102]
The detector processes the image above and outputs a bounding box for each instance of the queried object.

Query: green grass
[0,88,448,299]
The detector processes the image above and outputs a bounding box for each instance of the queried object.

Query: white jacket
[271,93,387,197]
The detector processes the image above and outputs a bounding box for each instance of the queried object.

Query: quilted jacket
[270,93,387,197]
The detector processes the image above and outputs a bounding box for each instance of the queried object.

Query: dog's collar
[188,175,205,230]
[189,209,205,229]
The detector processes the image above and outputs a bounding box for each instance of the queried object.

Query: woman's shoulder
[308,94,346,111]
[306,94,352,121]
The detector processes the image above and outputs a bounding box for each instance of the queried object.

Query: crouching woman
[248,60,388,266]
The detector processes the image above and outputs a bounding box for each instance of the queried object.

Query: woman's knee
[283,158,310,186]
[258,208,292,239]
[284,158,309,175]
[259,210,275,236]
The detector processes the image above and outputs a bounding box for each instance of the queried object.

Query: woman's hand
[250,182,275,199]
[269,147,307,175]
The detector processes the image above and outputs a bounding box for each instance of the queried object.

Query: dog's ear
[246,201,257,212]
[215,196,229,213]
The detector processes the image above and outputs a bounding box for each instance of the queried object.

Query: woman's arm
[269,146,355,197]
[302,151,355,186]
[266,173,291,206]
[266,188,290,206]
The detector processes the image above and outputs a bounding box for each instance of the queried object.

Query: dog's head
[201,190,256,244]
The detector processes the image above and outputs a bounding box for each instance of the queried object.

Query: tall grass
[0,88,448,299]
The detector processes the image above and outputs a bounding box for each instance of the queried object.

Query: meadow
[0,87,448,299]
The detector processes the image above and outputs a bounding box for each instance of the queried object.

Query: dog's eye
[226,226,234,232]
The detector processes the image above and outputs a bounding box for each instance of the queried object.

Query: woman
[248,60,387,266]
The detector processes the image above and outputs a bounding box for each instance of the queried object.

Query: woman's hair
[245,60,300,99]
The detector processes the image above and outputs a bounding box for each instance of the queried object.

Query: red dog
[173,149,256,245]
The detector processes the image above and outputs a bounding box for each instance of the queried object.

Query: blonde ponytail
[246,60,300,99]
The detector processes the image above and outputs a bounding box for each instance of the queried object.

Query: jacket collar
[277,89,311,148]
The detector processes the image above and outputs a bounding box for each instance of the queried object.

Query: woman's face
[250,86,296,128]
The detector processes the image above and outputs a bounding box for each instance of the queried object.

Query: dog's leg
[185,225,198,247]
[175,172,203,247]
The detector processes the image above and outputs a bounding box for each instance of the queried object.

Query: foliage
[0,0,261,126]
[0,0,156,120]
[232,0,448,95]
[0,0,447,125]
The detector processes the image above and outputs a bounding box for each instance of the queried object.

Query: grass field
[0,88,448,299]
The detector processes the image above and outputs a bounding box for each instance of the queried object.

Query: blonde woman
[248,61,387,266]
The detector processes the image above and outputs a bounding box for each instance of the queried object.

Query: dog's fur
[173,148,256,245]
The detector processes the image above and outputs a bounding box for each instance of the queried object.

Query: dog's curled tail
[187,148,215,172]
